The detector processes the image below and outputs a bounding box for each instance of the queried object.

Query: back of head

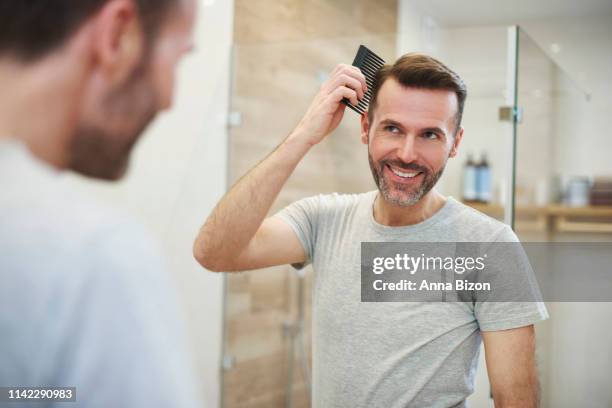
[0,0,175,62]
[368,53,467,132]
[0,0,190,181]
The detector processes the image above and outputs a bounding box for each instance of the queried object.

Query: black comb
[343,45,386,115]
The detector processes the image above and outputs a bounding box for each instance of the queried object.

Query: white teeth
[390,166,420,178]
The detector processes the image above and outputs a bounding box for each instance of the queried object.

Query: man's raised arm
[193,64,367,272]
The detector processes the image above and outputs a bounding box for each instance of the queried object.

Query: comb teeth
[343,45,386,115]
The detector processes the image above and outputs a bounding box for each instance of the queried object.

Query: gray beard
[368,151,446,207]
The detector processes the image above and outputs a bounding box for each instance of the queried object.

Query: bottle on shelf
[462,153,477,202]
[476,153,492,203]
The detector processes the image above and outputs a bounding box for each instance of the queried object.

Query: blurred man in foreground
[0,0,201,406]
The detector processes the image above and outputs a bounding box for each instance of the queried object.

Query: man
[194,54,548,407]
[0,0,200,406]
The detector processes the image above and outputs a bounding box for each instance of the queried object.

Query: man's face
[361,78,463,207]
[69,0,196,180]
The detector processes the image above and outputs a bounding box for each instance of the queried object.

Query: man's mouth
[385,163,423,180]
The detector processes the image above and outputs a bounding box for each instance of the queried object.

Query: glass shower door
[512,26,612,408]
[512,27,593,240]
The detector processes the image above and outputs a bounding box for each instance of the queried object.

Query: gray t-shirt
[0,140,201,408]
[275,191,548,408]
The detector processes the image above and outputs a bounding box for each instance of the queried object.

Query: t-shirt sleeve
[273,195,322,270]
[60,221,202,408]
[474,225,549,332]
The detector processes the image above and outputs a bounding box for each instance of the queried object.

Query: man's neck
[0,55,83,169]
[373,189,447,227]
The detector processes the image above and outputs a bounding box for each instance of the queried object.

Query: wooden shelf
[546,205,612,217]
[463,202,612,234]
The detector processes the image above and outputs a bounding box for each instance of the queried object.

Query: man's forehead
[374,79,458,131]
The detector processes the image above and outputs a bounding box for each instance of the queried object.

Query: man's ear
[360,113,370,145]
[91,0,145,85]
[449,126,464,158]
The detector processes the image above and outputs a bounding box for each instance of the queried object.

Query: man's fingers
[346,66,368,93]
[335,74,365,100]
[319,64,368,108]
[331,63,350,75]
[330,85,358,106]
[329,64,368,94]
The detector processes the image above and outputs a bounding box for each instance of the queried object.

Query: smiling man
[194,53,548,407]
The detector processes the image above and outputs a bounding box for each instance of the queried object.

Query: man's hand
[482,325,540,408]
[292,64,367,147]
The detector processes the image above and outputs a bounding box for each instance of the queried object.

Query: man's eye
[423,132,439,140]
[385,126,400,134]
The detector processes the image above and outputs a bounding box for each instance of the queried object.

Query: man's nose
[396,134,418,164]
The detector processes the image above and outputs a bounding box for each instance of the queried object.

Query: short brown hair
[368,53,467,133]
[0,0,177,62]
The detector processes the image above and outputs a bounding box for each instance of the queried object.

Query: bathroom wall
[224,1,397,407]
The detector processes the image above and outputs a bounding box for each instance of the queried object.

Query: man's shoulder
[446,198,517,242]
[0,140,145,247]
[307,190,375,210]
[282,190,372,214]
[0,159,160,287]
[3,181,148,249]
